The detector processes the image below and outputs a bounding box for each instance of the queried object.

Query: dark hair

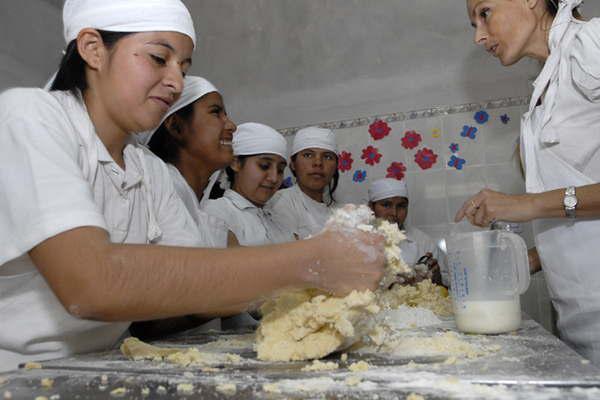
[225,155,249,187]
[148,102,196,164]
[50,30,132,96]
[545,0,581,17]
[290,153,339,207]
[545,0,559,15]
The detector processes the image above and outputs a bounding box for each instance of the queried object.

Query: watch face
[564,196,578,208]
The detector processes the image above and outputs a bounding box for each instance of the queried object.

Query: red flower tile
[338,151,354,172]
[401,130,422,150]
[414,148,438,170]
[369,120,391,140]
[386,161,406,180]
[360,145,382,166]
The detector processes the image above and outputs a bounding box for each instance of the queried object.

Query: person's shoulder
[571,18,600,50]
[0,88,63,116]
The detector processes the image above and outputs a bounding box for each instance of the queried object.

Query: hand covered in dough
[304,205,385,297]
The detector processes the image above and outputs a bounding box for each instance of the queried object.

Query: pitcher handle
[499,231,531,295]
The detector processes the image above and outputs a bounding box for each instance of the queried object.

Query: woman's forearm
[531,183,600,219]
[30,227,320,322]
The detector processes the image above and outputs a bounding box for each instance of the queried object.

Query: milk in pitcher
[454,299,522,334]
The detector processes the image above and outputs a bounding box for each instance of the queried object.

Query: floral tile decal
[352,169,367,183]
[338,151,354,172]
[369,120,391,140]
[449,143,459,153]
[401,130,422,150]
[460,125,478,140]
[414,148,438,170]
[431,128,441,138]
[448,155,466,170]
[474,110,489,124]
[500,114,510,124]
[386,161,406,181]
[361,145,382,166]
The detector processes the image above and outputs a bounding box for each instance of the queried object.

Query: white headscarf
[45,0,197,90]
[233,123,288,160]
[63,0,196,46]
[368,178,408,202]
[292,126,337,156]
[137,76,219,145]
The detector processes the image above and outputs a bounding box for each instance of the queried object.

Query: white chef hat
[233,123,288,160]
[368,178,409,202]
[62,0,196,47]
[291,126,337,156]
[137,76,218,145]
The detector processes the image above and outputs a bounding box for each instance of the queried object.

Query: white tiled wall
[323,104,554,333]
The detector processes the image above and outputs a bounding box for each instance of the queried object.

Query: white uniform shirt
[400,226,448,286]
[0,88,201,372]
[520,18,600,364]
[166,164,228,248]
[203,189,294,246]
[267,184,335,239]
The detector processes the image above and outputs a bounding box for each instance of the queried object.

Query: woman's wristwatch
[563,186,578,218]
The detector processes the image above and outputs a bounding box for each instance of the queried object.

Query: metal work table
[2,317,600,399]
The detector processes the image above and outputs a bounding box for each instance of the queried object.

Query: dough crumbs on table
[340,353,348,362]
[24,362,42,370]
[262,383,281,393]
[201,367,219,372]
[49,395,60,400]
[302,360,339,372]
[34,396,48,400]
[109,387,127,397]
[141,387,150,397]
[215,383,237,395]
[176,383,194,395]
[100,375,109,385]
[345,376,362,386]
[120,337,243,367]
[406,393,425,400]
[183,371,194,378]
[348,360,371,372]
[581,359,591,364]
[40,378,54,389]
[156,385,167,395]
[444,356,458,365]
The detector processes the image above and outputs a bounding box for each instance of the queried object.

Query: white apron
[521,2,600,364]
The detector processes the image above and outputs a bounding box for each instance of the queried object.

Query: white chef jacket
[166,164,228,248]
[267,184,335,239]
[520,17,600,364]
[0,88,202,372]
[202,189,295,246]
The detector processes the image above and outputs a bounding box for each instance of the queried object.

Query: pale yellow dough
[257,205,421,362]
[120,337,242,367]
[256,289,379,361]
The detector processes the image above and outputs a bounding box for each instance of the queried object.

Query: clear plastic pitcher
[446,230,530,334]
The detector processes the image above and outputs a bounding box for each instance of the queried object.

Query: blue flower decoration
[474,110,489,124]
[460,125,478,140]
[449,143,459,153]
[500,114,510,125]
[282,176,293,188]
[352,169,367,183]
[448,155,466,170]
